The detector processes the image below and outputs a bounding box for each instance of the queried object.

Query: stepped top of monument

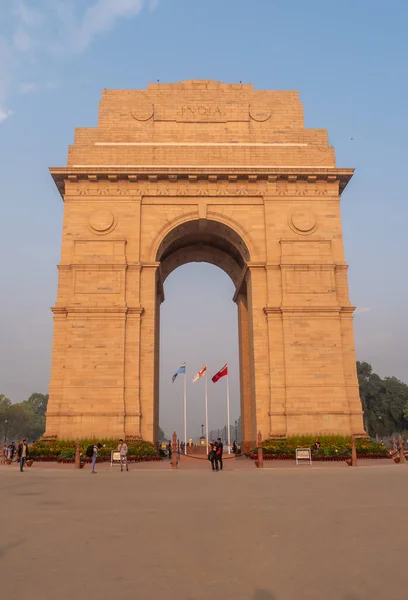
[51,81,352,180]
[96,80,304,130]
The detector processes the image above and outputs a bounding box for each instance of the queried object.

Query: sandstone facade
[47,80,365,445]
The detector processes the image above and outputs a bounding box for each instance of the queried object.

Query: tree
[0,392,48,443]
[357,362,408,436]
[24,393,48,416]
[158,426,167,442]
[0,394,12,441]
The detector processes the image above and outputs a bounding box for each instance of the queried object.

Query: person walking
[118,439,128,472]
[17,439,29,472]
[214,437,223,471]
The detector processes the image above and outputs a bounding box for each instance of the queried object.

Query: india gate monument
[46,80,365,446]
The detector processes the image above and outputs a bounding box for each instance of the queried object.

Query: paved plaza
[0,461,407,599]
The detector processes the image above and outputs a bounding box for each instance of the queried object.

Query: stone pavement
[0,462,407,600]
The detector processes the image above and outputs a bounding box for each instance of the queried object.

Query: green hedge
[29,438,158,460]
[250,435,389,458]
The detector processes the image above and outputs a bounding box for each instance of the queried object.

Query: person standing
[167,441,172,460]
[7,442,16,461]
[91,443,102,474]
[208,441,217,471]
[17,439,29,472]
[214,438,223,471]
[118,439,128,472]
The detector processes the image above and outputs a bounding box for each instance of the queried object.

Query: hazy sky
[0,0,407,439]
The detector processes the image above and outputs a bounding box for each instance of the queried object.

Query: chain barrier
[176,452,239,461]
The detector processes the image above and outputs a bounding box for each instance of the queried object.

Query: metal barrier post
[171,431,178,469]
[75,438,81,468]
[0,440,5,465]
[256,430,263,468]
[351,435,357,467]
[398,434,406,464]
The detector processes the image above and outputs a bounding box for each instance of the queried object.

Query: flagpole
[226,367,231,454]
[205,369,209,453]
[183,366,187,455]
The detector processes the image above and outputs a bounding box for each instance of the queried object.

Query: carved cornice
[126,307,144,316]
[264,306,355,317]
[51,306,144,316]
[59,263,127,271]
[50,167,353,199]
[264,307,283,318]
[340,306,356,315]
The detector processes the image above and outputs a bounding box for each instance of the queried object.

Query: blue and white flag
[172,362,186,383]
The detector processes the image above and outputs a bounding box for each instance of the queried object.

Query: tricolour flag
[211,363,228,383]
[192,364,207,383]
[172,363,186,383]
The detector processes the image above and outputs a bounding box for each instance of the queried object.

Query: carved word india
[181,105,222,117]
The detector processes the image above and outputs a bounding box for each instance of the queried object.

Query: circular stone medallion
[89,208,116,234]
[290,209,317,234]
[249,104,272,122]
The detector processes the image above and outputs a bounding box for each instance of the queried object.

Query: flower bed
[249,453,389,461]
[29,438,161,462]
[248,435,389,460]
[52,455,163,464]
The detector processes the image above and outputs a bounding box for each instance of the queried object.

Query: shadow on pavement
[252,592,362,600]
[0,539,25,560]
[253,591,275,600]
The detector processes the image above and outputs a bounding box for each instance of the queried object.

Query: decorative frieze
[60,176,343,199]
[52,168,348,199]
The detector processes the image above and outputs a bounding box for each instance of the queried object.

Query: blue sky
[0,0,407,439]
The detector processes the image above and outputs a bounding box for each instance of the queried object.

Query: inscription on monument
[180,105,223,121]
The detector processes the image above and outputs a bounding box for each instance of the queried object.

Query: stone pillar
[45,309,68,437]
[339,306,365,434]
[263,198,287,439]
[264,306,287,437]
[123,305,144,438]
[139,263,160,442]
[236,292,254,451]
[153,285,161,444]
[246,266,270,443]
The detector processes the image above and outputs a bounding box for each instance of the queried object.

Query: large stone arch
[149,211,256,265]
[46,80,365,446]
[151,217,256,445]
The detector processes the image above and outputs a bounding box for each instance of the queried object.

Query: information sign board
[296,448,312,465]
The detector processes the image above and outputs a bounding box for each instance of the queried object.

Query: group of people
[208,438,223,471]
[87,439,128,473]
[3,439,30,471]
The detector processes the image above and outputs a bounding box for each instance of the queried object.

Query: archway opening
[155,219,254,450]
[159,263,240,447]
